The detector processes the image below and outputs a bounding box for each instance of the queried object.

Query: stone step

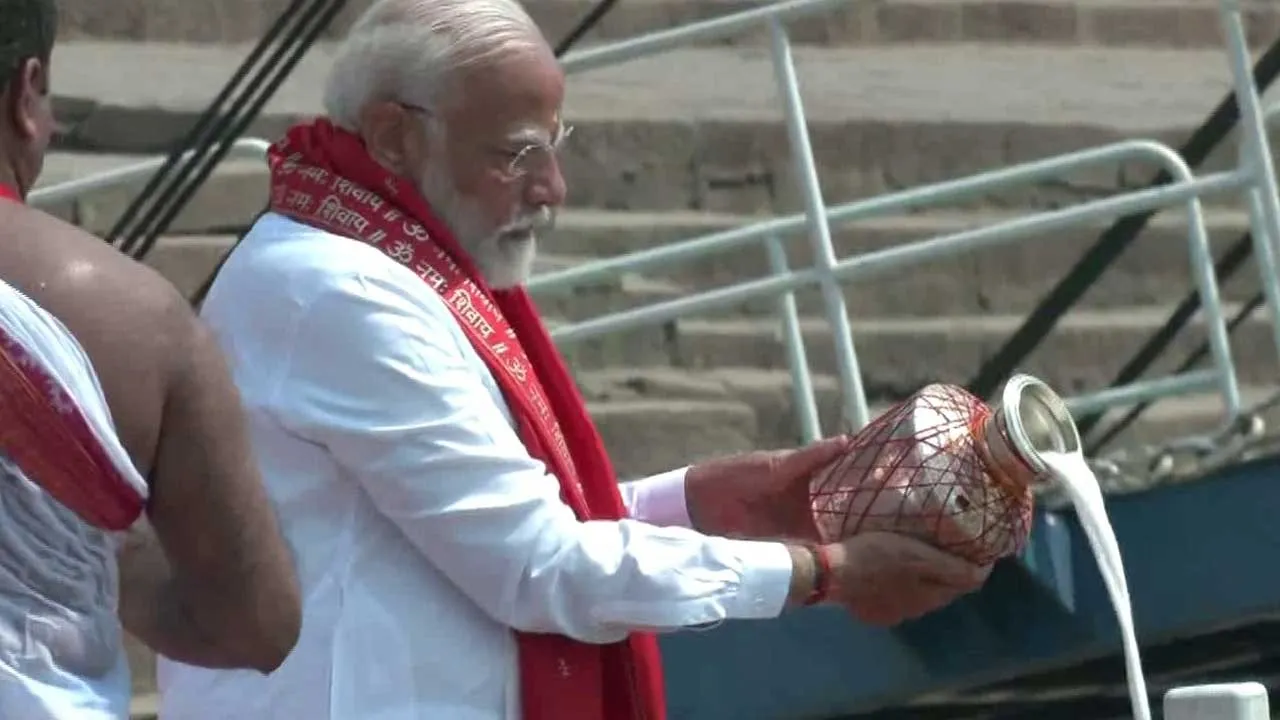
[589,397,761,476]
[544,0,1280,51]
[130,234,1280,406]
[131,231,1276,440]
[140,235,236,299]
[555,304,1280,393]
[33,151,267,235]
[137,233,686,314]
[48,42,1274,214]
[55,0,1280,49]
[139,234,1280,404]
[40,163,1278,318]
[532,254,689,319]
[536,207,1271,316]
[137,240,1267,440]
[577,366,1278,464]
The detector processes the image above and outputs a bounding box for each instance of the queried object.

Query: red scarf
[0,318,145,530]
[266,119,666,720]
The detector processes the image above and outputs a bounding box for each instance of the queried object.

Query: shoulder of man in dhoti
[0,279,148,530]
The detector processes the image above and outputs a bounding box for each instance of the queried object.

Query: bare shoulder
[0,204,204,467]
[9,206,195,351]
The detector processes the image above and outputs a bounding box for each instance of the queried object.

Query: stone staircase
[50,0,1280,48]
[35,1,1280,714]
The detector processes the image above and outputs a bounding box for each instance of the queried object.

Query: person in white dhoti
[0,279,149,719]
[156,1,993,718]
[0,0,304,716]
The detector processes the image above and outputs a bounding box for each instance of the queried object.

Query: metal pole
[1241,168,1280,371]
[767,19,870,428]
[1175,190,1242,422]
[1221,0,1280,314]
[765,234,822,443]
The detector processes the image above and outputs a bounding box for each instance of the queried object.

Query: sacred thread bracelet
[803,544,832,606]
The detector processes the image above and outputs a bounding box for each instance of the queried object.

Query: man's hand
[685,436,849,542]
[826,532,992,626]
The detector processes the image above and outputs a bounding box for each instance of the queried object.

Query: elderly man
[0,0,303,717]
[156,0,992,717]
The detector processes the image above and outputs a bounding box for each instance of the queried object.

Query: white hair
[323,0,546,129]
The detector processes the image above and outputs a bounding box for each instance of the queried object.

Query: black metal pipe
[130,0,348,262]
[966,36,1280,402]
[107,0,315,252]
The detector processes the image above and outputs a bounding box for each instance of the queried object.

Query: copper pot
[809,374,1079,564]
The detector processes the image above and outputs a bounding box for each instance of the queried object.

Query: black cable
[553,0,622,57]
[1086,287,1266,454]
[119,0,343,259]
[966,37,1280,401]
[1075,231,1254,442]
[115,2,322,257]
[128,0,347,262]
[105,0,314,251]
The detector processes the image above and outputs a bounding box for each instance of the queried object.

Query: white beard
[417,159,551,290]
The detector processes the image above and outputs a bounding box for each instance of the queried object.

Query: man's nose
[524,156,567,208]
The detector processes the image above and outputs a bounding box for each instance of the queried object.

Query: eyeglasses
[398,102,571,186]
[494,125,573,184]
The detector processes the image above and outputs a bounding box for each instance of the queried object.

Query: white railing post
[1221,0,1280,348]
[1165,682,1270,720]
[1240,144,1280,367]
[767,18,870,429]
[1219,1,1280,250]
[765,234,822,444]
[1171,176,1242,424]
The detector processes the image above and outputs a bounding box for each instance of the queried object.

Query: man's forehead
[447,47,563,127]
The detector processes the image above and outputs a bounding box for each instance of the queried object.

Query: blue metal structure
[661,453,1280,719]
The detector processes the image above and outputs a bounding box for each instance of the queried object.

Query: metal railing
[532,142,1246,440]
[28,138,273,209]
[543,0,1280,442]
[27,137,273,318]
[558,0,849,73]
[1240,103,1280,373]
[561,0,874,426]
[27,0,1280,451]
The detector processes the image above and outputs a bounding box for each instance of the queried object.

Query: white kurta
[156,213,793,719]
[0,278,147,719]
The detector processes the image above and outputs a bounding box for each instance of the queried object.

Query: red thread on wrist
[804,545,832,606]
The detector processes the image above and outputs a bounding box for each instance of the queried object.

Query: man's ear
[358,101,422,175]
[9,58,48,141]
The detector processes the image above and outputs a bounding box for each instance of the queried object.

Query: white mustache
[500,205,555,237]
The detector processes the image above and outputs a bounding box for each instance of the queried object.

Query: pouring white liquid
[1040,451,1151,720]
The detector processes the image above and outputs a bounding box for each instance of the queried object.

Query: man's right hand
[788,532,992,626]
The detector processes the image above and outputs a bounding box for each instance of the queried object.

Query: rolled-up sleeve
[271,270,793,644]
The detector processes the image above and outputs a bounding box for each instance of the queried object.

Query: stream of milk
[1040,451,1151,720]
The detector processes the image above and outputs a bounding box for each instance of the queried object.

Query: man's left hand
[684,436,849,542]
